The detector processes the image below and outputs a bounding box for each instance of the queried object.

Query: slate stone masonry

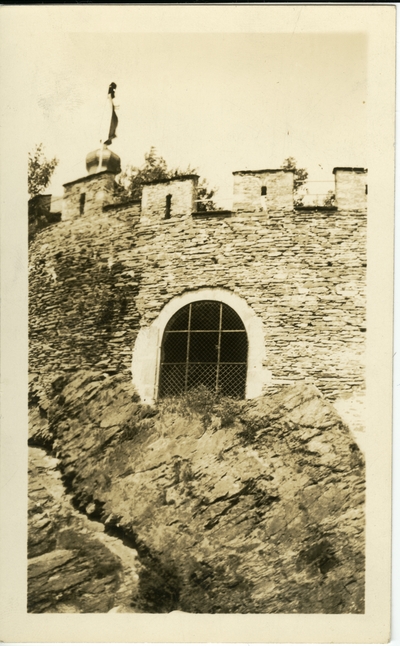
[29,167,366,401]
[62,171,116,221]
[134,206,366,399]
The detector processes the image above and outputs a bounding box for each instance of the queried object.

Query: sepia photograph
[0,4,395,644]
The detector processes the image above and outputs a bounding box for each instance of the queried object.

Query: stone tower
[61,146,121,221]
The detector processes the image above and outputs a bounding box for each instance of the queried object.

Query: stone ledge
[103,199,141,211]
[142,174,199,186]
[193,210,232,218]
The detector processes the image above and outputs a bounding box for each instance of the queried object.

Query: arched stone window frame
[131,288,269,404]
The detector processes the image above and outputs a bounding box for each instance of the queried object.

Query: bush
[159,386,242,430]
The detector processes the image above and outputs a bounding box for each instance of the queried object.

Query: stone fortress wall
[29,159,367,405]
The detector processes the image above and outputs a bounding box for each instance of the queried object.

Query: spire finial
[104,83,118,146]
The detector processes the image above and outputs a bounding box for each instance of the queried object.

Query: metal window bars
[158,301,248,399]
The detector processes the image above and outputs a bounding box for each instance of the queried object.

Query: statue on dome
[85,83,121,175]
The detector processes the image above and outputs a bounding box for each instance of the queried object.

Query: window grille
[158,301,248,399]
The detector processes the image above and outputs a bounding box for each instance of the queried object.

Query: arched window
[159,300,248,399]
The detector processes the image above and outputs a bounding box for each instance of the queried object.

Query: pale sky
[26,31,367,207]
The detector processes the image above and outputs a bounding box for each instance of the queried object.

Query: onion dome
[86,146,121,175]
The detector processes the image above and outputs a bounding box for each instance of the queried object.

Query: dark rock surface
[28,447,140,613]
[29,371,365,613]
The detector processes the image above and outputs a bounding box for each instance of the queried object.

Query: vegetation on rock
[115,146,219,211]
[28,144,59,199]
[281,157,336,208]
[28,144,60,241]
[281,157,308,192]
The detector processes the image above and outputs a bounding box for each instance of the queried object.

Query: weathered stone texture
[28,446,140,613]
[29,206,142,388]
[334,169,367,211]
[34,372,364,613]
[233,170,294,212]
[141,176,198,222]
[134,207,366,399]
[30,198,365,400]
[62,172,116,221]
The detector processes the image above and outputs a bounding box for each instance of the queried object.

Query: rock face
[28,447,141,613]
[30,371,365,614]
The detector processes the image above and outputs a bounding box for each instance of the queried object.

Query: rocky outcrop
[30,371,365,613]
[28,447,141,613]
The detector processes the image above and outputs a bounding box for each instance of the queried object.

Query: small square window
[261,186,267,196]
